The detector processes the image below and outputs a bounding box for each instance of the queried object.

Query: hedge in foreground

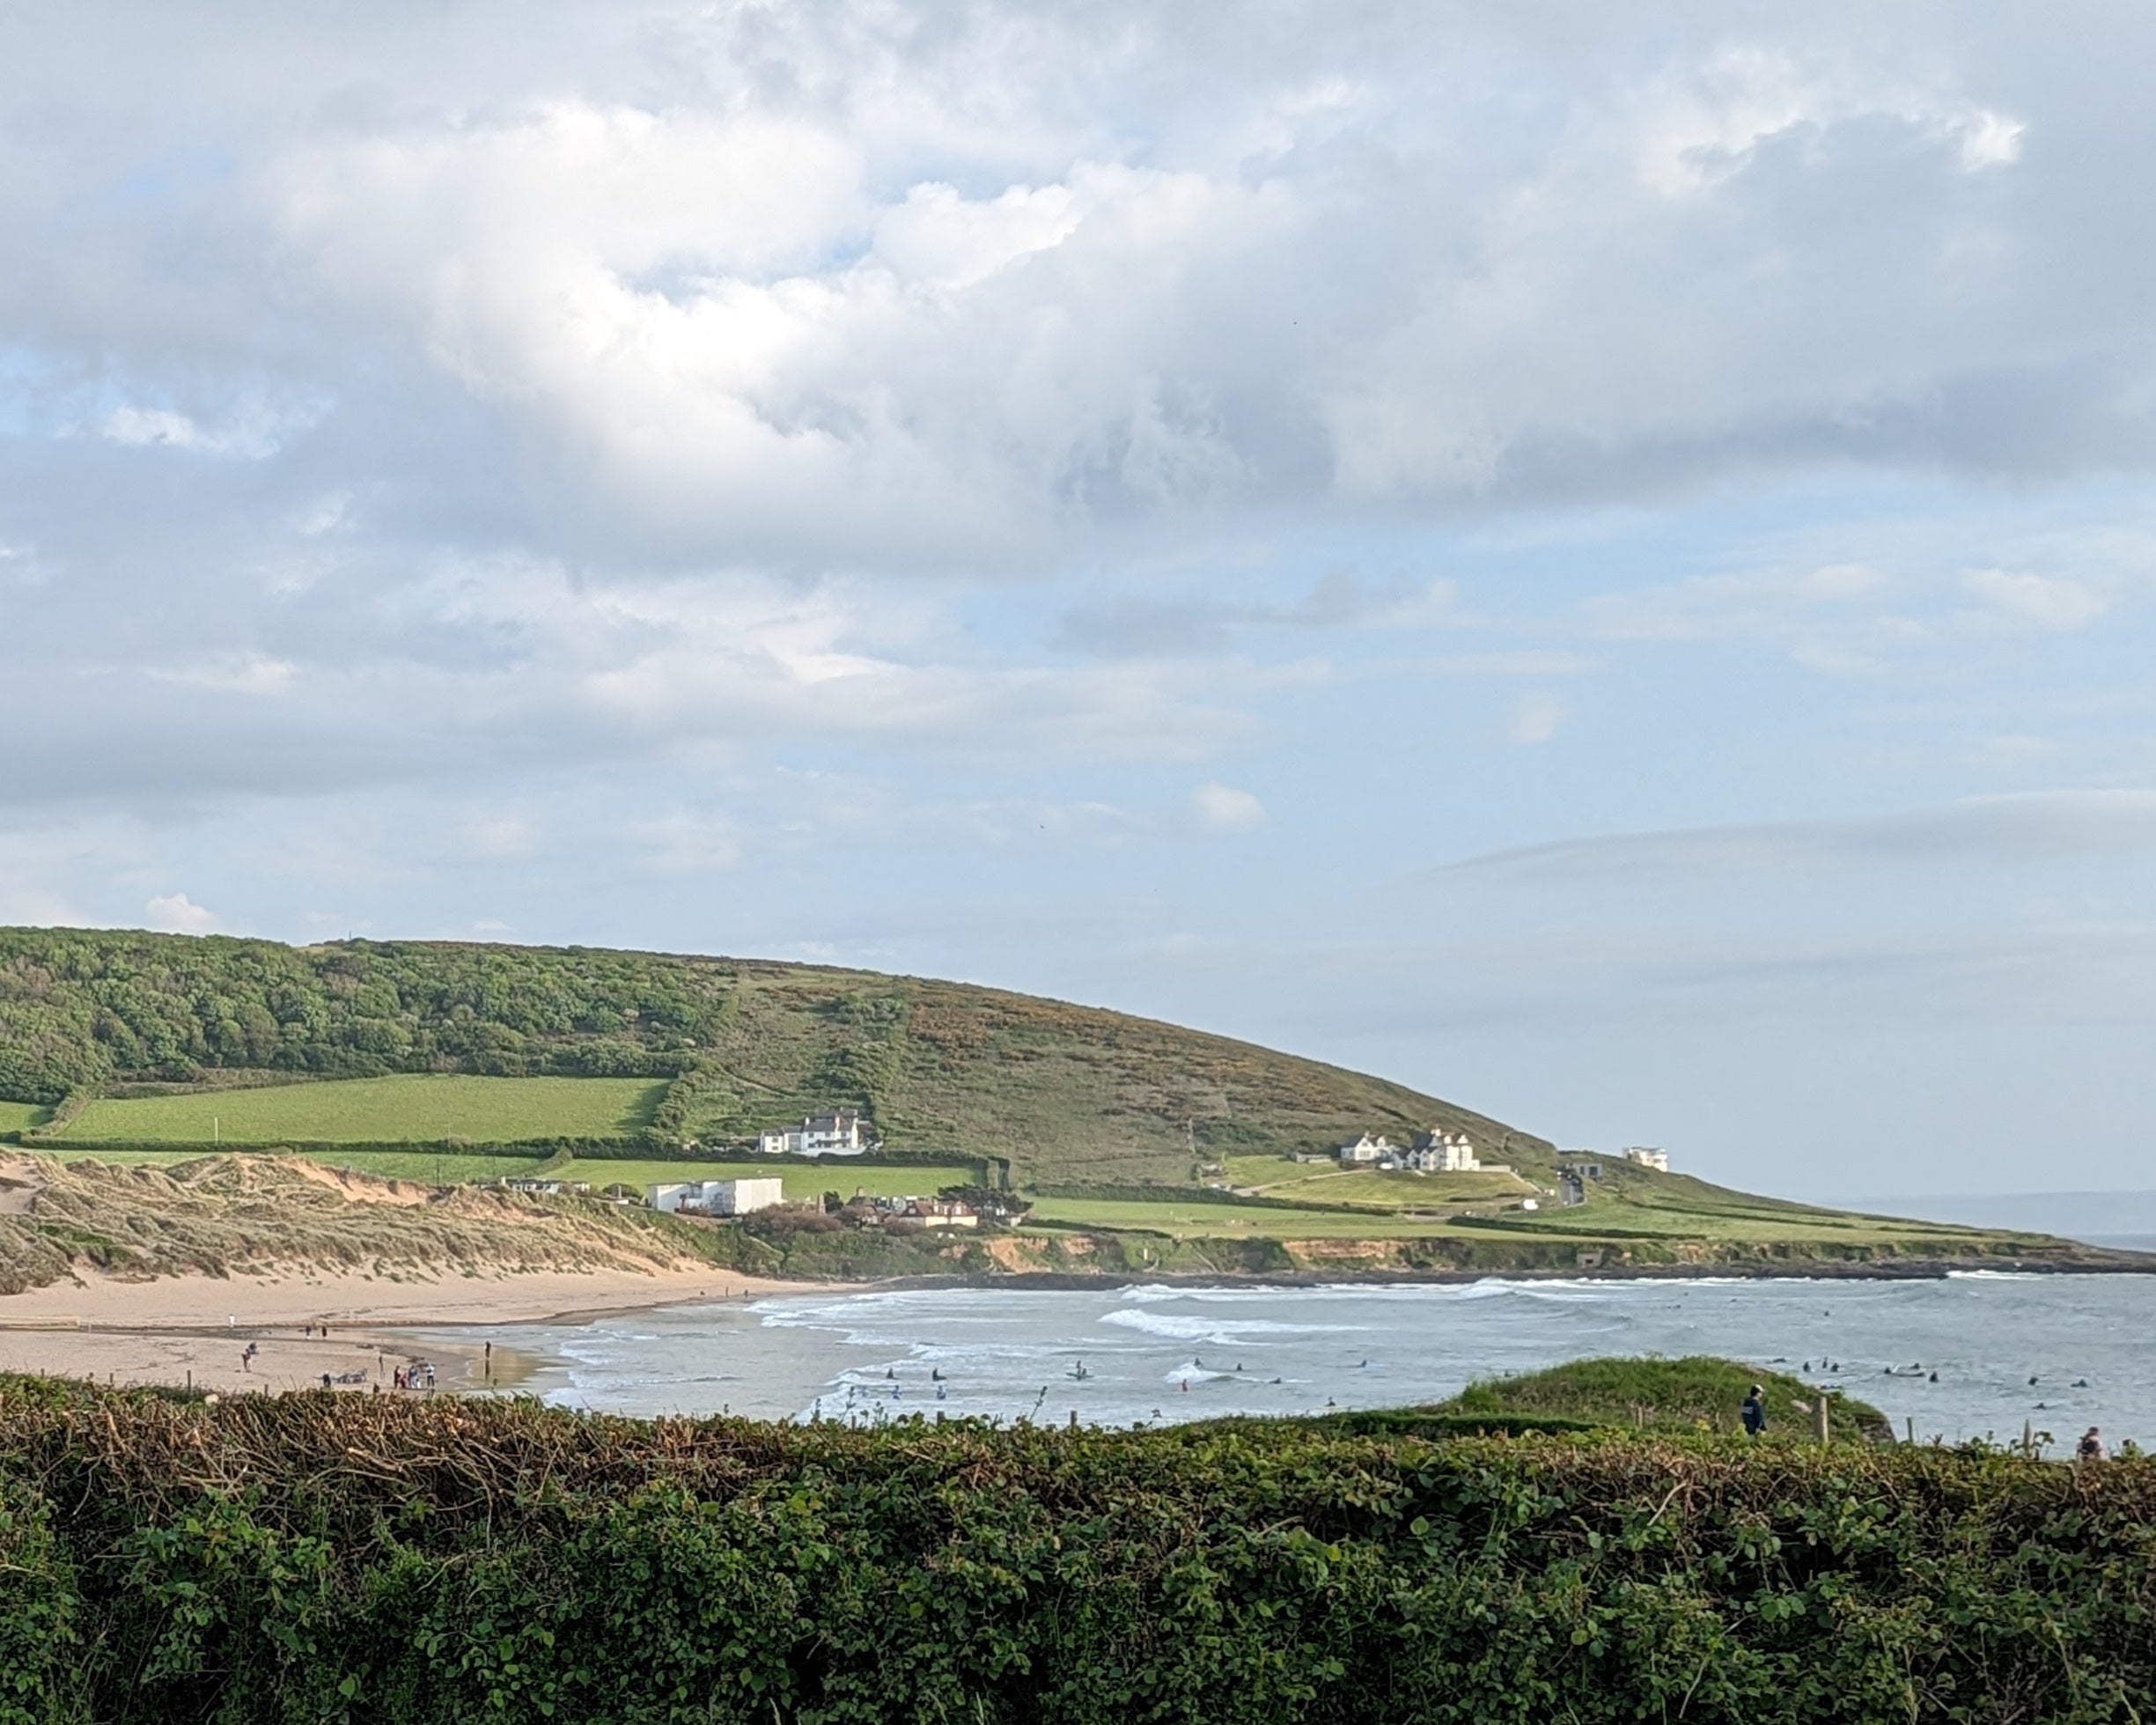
[0,1379,2149,1723]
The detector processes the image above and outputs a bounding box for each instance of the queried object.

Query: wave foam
[1100,1308,1360,1344]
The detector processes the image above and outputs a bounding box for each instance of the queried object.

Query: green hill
[0,927,1540,1183]
[2,927,2146,1279]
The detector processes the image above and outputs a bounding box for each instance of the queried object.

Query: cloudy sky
[4,1,2153,1198]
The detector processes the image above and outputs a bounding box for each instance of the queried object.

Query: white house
[1336,1132,1394,1165]
[1403,1131,1481,1173]
[756,1108,871,1157]
[648,1177,786,1216]
[1622,1146,1671,1172]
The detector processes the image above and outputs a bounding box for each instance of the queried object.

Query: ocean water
[425,1272,2156,1450]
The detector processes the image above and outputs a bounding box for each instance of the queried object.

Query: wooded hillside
[0,929,1542,1183]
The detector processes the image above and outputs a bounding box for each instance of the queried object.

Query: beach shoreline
[0,1263,798,1397]
[6,1250,2152,1401]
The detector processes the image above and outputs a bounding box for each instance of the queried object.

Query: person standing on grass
[2079,1426,2105,1462]
[1740,1384,1766,1437]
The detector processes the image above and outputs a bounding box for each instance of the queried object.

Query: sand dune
[0,1153,793,1395]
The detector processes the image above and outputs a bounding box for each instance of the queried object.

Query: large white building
[1623,1146,1670,1172]
[756,1108,870,1157]
[1404,1131,1481,1173]
[648,1177,786,1216]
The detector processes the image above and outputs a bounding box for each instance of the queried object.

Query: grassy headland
[0,926,1533,1182]
[0,926,2141,1282]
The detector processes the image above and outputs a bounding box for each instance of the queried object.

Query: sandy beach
[0,1264,789,1397]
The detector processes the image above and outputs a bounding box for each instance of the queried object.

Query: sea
[417,1271,2156,1451]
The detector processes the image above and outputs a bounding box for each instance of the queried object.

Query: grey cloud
[1439,792,2156,885]
[1055,571,1370,657]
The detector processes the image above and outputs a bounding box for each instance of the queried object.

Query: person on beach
[2078,1427,2105,1462]
[1740,1385,1766,1437]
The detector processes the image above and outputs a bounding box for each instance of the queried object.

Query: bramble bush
[0,1377,2148,1721]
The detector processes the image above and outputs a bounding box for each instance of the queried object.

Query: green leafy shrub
[0,1378,2149,1721]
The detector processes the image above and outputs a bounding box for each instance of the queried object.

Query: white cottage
[757,1108,871,1157]
[1336,1132,1394,1165]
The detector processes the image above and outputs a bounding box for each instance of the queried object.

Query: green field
[1218,1155,1538,1209]
[1026,1195,1480,1239]
[0,1101,48,1134]
[551,1157,979,1200]
[1027,1170,2056,1256]
[50,1074,666,1146]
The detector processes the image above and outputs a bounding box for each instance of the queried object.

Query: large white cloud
[7,0,2155,579]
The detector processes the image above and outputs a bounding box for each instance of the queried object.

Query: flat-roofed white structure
[648,1177,786,1215]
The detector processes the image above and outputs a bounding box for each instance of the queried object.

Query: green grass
[552,1157,978,1200]
[1218,1155,1538,1209]
[35,1148,556,1184]
[0,1100,48,1134]
[50,1075,666,1146]
[1479,1170,2018,1247]
[1026,1196,1485,1239]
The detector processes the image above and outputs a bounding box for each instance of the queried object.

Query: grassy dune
[53,1073,666,1146]
[39,1146,557,1184]
[0,1153,745,1294]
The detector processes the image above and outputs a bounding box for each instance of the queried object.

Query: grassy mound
[1436,1355,1894,1442]
[0,1153,758,1294]
[0,1377,2146,1721]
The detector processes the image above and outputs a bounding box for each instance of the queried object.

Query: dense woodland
[0,929,720,1102]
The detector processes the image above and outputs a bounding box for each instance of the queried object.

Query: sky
[3,1,2153,1200]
